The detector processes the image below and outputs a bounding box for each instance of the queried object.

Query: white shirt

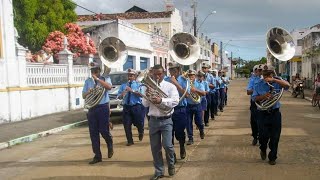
[142,79,179,117]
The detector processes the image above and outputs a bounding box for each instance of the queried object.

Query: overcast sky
[74,0,320,60]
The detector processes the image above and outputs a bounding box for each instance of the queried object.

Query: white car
[108,71,128,114]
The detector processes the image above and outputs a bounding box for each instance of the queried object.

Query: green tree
[259,57,267,64]
[13,0,77,51]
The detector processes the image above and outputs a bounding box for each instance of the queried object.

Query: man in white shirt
[142,64,179,180]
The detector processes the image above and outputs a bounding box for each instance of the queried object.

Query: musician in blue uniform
[212,70,220,116]
[222,72,230,106]
[197,70,210,126]
[82,62,114,164]
[201,63,215,124]
[186,70,206,145]
[247,65,262,145]
[218,70,226,112]
[117,69,145,146]
[252,64,290,165]
[165,62,190,159]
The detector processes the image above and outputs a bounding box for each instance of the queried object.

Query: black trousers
[250,100,259,139]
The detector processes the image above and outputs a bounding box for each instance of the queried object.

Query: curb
[0,120,88,151]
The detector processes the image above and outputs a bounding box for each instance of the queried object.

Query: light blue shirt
[117,80,142,106]
[187,80,205,105]
[165,75,190,107]
[83,76,112,104]
[223,76,230,87]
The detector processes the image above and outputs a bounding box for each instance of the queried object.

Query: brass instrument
[137,70,174,114]
[255,27,295,110]
[181,71,201,103]
[84,37,128,109]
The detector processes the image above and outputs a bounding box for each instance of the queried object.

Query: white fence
[26,63,90,86]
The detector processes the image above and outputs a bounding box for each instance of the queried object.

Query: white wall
[170,9,183,36]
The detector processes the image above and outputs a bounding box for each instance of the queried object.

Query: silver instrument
[84,37,127,109]
[255,27,295,110]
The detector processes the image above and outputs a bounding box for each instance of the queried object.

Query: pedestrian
[246,65,263,146]
[252,64,290,165]
[186,69,206,145]
[218,70,226,112]
[201,63,215,123]
[222,72,230,106]
[164,62,189,160]
[142,64,179,180]
[82,62,114,164]
[117,68,145,146]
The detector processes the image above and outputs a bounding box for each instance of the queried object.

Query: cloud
[73,0,320,60]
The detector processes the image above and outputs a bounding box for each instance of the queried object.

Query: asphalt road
[0,79,319,180]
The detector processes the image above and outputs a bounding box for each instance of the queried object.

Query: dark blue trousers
[123,104,145,143]
[219,88,225,110]
[186,104,204,141]
[257,109,282,161]
[225,87,228,105]
[88,103,113,159]
[212,91,219,114]
[250,100,259,139]
[204,93,213,123]
[172,106,187,144]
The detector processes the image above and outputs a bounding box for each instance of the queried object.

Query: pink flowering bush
[42,23,96,59]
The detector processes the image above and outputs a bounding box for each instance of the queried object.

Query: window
[160,57,163,66]
[154,56,157,64]
[140,57,148,70]
[123,55,134,70]
[200,48,203,54]
[297,39,303,46]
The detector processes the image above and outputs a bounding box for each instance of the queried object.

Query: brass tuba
[255,27,295,110]
[137,69,174,114]
[84,37,127,109]
[169,32,201,103]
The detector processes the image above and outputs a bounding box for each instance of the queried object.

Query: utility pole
[220,41,223,70]
[192,0,197,37]
[231,51,233,79]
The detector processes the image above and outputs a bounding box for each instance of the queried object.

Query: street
[0,79,319,180]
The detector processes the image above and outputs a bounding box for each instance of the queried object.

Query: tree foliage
[13,0,77,51]
[235,57,267,76]
[43,23,96,58]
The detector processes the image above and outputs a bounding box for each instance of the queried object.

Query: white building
[0,0,88,123]
[77,6,183,70]
[78,19,153,72]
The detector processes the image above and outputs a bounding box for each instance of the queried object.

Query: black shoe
[180,144,186,159]
[108,147,114,158]
[268,160,276,165]
[252,138,258,146]
[220,109,224,112]
[150,174,164,180]
[186,139,194,145]
[200,131,205,139]
[260,151,266,160]
[214,113,218,116]
[211,117,215,120]
[205,123,209,127]
[139,134,144,141]
[89,158,102,164]
[126,142,134,146]
[168,166,175,176]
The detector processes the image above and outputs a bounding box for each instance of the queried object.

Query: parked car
[108,71,128,114]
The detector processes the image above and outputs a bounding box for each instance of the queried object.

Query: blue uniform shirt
[215,76,222,91]
[224,76,230,87]
[165,75,190,107]
[187,80,205,105]
[83,76,112,104]
[252,79,286,110]
[117,80,142,106]
[198,80,209,101]
[219,76,226,89]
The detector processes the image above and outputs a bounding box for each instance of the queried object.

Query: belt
[174,106,186,110]
[150,115,172,120]
[124,104,141,107]
[261,108,279,114]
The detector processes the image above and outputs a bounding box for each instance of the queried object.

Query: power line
[70,1,98,14]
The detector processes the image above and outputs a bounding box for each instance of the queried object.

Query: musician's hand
[151,96,162,104]
[125,86,133,92]
[191,87,197,93]
[263,93,272,100]
[92,74,98,80]
[170,76,178,85]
